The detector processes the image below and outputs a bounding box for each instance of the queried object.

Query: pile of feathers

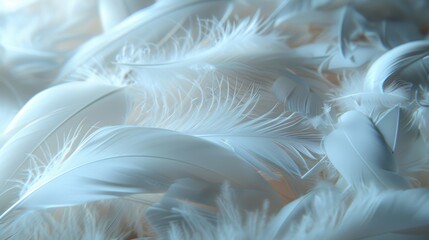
[1,0,429,239]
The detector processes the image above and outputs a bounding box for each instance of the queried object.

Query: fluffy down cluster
[1,0,429,239]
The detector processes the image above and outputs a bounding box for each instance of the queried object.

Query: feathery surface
[0,126,279,220]
[0,81,129,215]
[365,40,429,91]
[127,79,322,177]
[57,0,234,82]
[1,0,429,238]
[324,111,410,189]
[167,184,429,240]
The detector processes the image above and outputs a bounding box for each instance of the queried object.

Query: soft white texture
[0,0,429,239]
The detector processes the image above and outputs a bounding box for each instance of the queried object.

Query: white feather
[57,0,234,82]
[375,107,429,182]
[324,111,409,189]
[0,81,129,215]
[1,0,429,238]
[167,184,429,240]
[128,79,322,178]
[0,126,280,220]
[333,72,412,116]
[0,198,152,239]
[365,40,429,92]
[113,14,323,90]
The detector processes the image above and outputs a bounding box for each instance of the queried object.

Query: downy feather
[328,187,429,239]
[114,12,324,90]
[0,198,153,239]
[333,71,411,116]
[128,79,322,178]
[56,0,234,82]
[284,185,429,239]
[0,126,280,220]
[79,4,326,91]
[0,81,129,215]
[167,184,429,240]
[145,178,285,236]
[2,0,429,238]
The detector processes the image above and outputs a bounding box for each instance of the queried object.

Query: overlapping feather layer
[0,0,429,239]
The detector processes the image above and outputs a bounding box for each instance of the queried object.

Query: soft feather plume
[0,81,129,215]
[57,0,234,82]
[1,0,429,238]
[0,126,280,221]
[332,71,412,116]
[127,79,322,178]
[105,12,323,90]
[1,197,155,239]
